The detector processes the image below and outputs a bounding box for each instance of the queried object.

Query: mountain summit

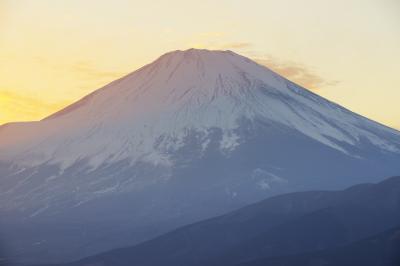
[1,49,399,169]
[1,49,400,264]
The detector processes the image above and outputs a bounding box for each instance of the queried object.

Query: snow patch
[220,132,240,152]
[251,168,287,190]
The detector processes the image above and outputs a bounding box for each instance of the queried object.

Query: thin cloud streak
[70,61,125,81]
[188,38,337,91]
[33,57,125,82]
[220,42,252,49]
[0,90,69,125]
[0,58,126,125]
[255,56,339,91]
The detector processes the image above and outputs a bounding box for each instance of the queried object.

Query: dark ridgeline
[237,226,400,266]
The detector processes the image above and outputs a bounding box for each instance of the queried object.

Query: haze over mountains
[0,49,400,264]
[38,176,400,266]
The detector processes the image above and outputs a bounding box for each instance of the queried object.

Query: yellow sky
[0,0,399,129]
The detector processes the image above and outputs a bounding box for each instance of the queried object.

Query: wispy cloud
[0,57,126,125]
[33,57,125,82]
[220,42,252,49]
[0,59,127,124]
[186,32,252,51]
[185,38,336,91]
[0,90,68,124]
[195,41,252,51]
[70,61,124,81]
[254,56,339,90]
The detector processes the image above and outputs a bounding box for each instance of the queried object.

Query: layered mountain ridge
[32,176,400,266]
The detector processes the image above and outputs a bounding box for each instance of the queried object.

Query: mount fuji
[1,49,400,264]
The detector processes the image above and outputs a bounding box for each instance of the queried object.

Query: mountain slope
[35,176,400,266]
[237,226,400,266]
[1,49,400,264]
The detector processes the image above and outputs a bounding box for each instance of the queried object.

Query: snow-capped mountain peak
[0,49,399,170]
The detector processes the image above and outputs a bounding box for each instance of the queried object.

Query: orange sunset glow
[1,0,399,129]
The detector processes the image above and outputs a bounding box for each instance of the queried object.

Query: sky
[0,0,399,129]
